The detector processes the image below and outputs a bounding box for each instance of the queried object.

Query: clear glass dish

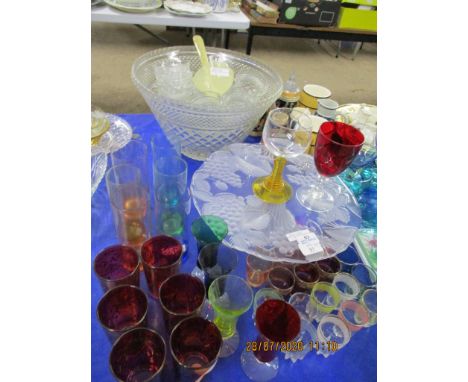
[132,46,283,160]
[190,143,362,263]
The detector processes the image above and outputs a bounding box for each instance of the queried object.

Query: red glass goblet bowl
[241,300,300,381]
[296,121,365,212]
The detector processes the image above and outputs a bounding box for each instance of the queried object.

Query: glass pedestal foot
[252,176,292,204]
[296,184,334,212]
[240,348,279,382]
[219,332,239,358]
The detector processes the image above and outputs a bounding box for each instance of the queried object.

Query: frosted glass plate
[91,153,107,196]
[91,114,133,156]
[190,143,362,264]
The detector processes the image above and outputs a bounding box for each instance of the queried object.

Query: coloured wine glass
[241,300,300,381]
[296,121,365,212]
[208,275,253,358]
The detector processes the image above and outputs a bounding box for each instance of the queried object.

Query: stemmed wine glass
[241,300,300,381]
[252,108,313,204]
[296,121,365,212]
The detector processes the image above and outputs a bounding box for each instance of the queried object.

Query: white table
[91,5,250,46]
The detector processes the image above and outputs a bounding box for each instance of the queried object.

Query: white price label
[286,229,310,242]
[287,229,324,258]
[210,67,230,77]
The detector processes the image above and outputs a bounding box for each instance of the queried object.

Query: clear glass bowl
[131,46,283,160]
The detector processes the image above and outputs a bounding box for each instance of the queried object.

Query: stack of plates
[164,0,212,16]
[104,0,162,13]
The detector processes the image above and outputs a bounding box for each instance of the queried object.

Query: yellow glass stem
[252,157,292,204]
[265,157,287,191]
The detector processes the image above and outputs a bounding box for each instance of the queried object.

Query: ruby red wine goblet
[97,285,148,343]
[110,327,166,382]
[159,273,205,332]
[296,121,365,212]
[170,316,223,381]
[240,299,300,381]
[141,235,183,298]
[94,244,140,292]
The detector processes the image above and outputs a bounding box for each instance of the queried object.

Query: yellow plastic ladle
[192,35,234,97]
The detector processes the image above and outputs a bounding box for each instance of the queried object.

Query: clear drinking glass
[111,139,150,189]
[252,288,283,320]
[283,316,318,363]
[338,300,370,333]
[106,164,150,249]
[93,245,140,292]
[288,292,313,321]
[110,328,166,382]
[153,153,189,248]
[332,272,361,301]
[336,245,361,273]
[351,263,377,289]
[170,317,222,381]
[240,300,301,381]
[208,275,253,358]
[309,282,341,322]
[252,108,313,204]
[267,266,295,296]
[198,243,238,294]
[316,314,351,358]
[361,288,377,326]
[296,121,365,212]
[97,285,148,343]
[246,255,273,288]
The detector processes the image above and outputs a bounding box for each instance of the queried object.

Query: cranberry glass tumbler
[141,235,183,298]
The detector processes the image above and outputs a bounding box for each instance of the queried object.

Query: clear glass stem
[214,315,237,339]
[264,157,286,192]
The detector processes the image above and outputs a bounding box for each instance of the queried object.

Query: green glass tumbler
[208,275,253,358]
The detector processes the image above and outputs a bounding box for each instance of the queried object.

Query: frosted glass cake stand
[190,143,362,264]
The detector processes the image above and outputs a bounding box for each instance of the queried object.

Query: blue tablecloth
[92,114,377,382]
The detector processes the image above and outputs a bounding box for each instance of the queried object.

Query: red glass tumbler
[110,328,166,382]
[97,285,148,343]
[141,235,183,298]
[94,245,140,292]
[170,316,222,381]
[159,273,205,332]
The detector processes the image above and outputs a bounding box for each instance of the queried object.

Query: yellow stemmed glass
[252,108,313,204]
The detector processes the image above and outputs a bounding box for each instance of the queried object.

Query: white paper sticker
[286,229,310,242]
[210,67,230,77]
[287,229,324,258]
